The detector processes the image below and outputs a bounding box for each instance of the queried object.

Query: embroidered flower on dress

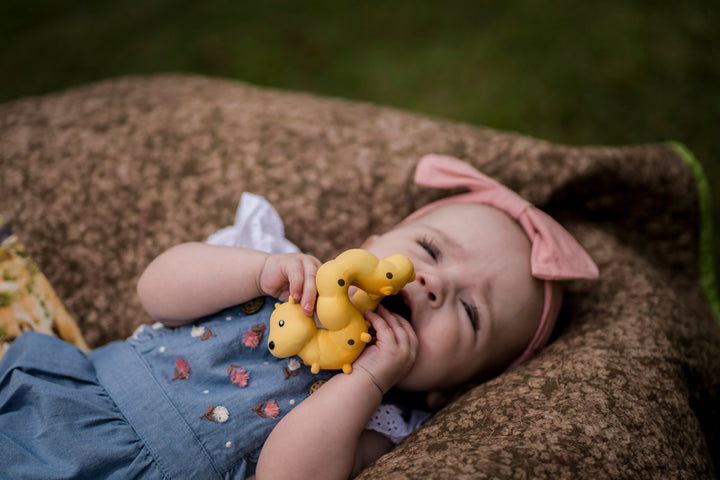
[172,358,190,380]
[190,325,217,340]
[212,406,230,422]
[263,400,280,419]
[201,405,230,422]
[228,365,250,387]
[252,400,280,419]
[242,325,267,348]
[283,357,302,379]
[242,331,260,348]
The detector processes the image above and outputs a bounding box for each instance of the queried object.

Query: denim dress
[0,297,334,479]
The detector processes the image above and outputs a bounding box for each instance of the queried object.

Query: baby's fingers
[283,254,321,315]
[357,307,417,392]
[260,253,320,311]
[366,306,417,355]
[297,256,320,315]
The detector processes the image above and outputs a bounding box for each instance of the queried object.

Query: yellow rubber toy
[267,249,415,374]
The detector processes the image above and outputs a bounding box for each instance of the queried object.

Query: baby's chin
[394,367,446,393]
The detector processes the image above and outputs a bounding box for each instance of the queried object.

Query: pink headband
[405,154,599,367]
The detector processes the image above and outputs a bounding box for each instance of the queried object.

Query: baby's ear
[361,235,379,248]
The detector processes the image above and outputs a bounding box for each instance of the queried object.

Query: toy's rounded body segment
[267,249,414,374]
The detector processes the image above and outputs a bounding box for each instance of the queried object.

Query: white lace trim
[366,404,431,444]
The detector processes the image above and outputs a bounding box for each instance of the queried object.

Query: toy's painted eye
[278,320,285,327]
[347,339,355,345]
[386,272,393,279]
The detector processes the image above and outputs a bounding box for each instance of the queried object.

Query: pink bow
[409,154,599,281]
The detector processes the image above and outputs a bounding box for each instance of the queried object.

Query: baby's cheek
[409,331,461,384]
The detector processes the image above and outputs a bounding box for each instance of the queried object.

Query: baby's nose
[418,274,442,306]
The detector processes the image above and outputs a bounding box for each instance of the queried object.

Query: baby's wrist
[350,364,393,396]
[255,252,272,296]
[320,367,385,419]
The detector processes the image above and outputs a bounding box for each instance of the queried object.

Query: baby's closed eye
[461,299,480,330]
[416,237,439,261]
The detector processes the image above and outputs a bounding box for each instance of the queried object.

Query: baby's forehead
[405,204,532,261]
[409,203,525,236]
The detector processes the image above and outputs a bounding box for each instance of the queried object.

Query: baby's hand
[352,306,418,394]
[258,253,321,315]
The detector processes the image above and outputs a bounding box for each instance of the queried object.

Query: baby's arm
[137,242,319,326]
[256,307,417,479]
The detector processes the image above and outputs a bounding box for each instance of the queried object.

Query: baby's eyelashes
[416,237,440,262]
[462,299,480,330]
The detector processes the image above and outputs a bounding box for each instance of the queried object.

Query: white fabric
[206,192,301,254]
[366,404,432,444]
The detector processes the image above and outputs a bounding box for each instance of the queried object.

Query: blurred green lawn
[2,0,719,286]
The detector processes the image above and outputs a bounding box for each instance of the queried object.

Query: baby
[0,155,597,479]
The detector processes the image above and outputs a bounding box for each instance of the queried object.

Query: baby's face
[364,203,544,392]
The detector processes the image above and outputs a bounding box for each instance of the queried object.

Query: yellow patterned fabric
[0,220,88,359]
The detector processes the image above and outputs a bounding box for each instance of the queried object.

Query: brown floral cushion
[1,74,718,478]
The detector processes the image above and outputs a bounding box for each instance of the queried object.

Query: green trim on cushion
[670,141,720,323]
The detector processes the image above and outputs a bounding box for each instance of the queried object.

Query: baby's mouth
[381,293,412,324]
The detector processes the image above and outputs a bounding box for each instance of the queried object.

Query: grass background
[2,0,719,287]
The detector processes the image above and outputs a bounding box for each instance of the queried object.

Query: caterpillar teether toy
[267,249,415,374]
